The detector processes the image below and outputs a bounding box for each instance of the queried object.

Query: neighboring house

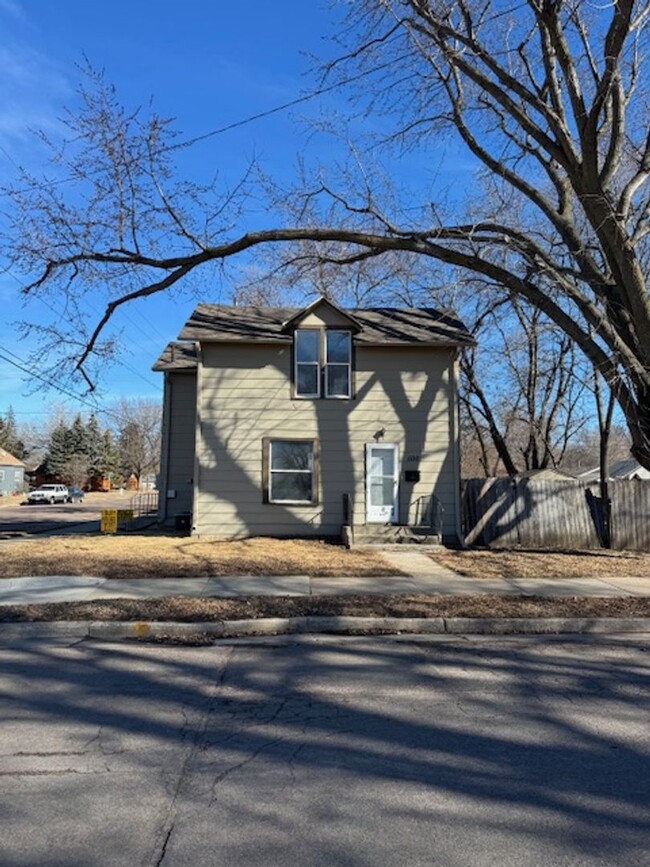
[515,468,577,481]
[579,458,650,482]
[0,447,25,496]
[26,462,56,489]
[153,297,473,543]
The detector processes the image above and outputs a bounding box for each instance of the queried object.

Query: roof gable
[281,297,363,332]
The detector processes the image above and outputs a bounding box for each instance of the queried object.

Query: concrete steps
[350,525,442,546]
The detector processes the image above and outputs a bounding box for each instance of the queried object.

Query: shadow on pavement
[0,635,648,865]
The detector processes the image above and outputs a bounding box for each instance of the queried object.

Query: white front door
[366,443,399,523]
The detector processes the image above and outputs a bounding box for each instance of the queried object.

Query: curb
[1,616,649,640]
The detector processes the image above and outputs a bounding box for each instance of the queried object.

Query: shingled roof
[0,447,25,467]
[177,303,473,347]
[152,342,198,372]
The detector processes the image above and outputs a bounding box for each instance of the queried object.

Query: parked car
[27,484,69,505]
[67,486,84,503]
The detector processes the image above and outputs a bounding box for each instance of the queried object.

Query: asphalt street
[0,493,148,538]
[0,634,648,866]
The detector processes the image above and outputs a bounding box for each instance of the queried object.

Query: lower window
[263,438,319,504]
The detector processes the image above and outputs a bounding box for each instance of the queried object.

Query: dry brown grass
[431,547,650,578]
[1,593,648,622]
[0,534,401,579]
[0,495,24,509]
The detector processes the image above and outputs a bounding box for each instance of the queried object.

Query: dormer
[282,298,362,399]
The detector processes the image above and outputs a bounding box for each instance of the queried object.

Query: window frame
[324,330,352,399]
[293,328,353,400]
[294,329,321,399]
[262,437,320,506]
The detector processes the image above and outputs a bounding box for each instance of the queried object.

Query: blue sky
[0,0,472,426]
[0,0,343,422]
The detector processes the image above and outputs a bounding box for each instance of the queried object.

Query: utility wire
[169,56,404,152]
[4,267,163,390]
[0,52,408,198]
[0,347,114,417]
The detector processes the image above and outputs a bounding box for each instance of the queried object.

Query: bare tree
[460,296,589,476]
[5,3,650,465]
[111,399,161,484]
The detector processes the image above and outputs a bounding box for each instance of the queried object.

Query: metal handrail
[343,492,354,527]
[342,493,354,547]
[129,490,159,519]
[410,494,443,535]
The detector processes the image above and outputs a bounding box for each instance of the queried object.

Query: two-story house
[153,297,472,544]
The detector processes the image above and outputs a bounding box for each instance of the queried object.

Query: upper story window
[294,329,352,399]
[295,330,320,397]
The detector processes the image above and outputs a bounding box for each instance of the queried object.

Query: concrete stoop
[350,525,442,546]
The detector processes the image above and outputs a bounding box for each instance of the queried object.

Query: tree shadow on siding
[198,348,451,538]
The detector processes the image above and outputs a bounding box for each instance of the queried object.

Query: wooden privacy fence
[462,477,650,551]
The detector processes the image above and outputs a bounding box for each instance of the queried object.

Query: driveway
[0,492,154,538]
[0,635,648,866]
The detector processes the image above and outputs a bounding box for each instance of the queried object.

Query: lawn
[1,593,648,623]
[431,547,650,578]
[0,494,24,509]
[0,534,402,579]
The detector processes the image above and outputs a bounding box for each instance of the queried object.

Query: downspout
[449,349,464,546]
[159,372,173,524]
[191,341,202,536]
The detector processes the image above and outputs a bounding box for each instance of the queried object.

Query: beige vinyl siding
[297,308,356,328]
[161,372,197,521]
[195,342,458,538]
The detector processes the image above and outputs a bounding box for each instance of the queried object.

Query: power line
[3,267,163,390]
[1,343,162,417]
[0,347,112,416]
[170,57,404,152]
[1,346,163,417]
[0,53,408,199]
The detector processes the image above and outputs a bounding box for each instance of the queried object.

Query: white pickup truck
[27,484,70,504]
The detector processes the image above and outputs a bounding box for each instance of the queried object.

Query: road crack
[143,646,234,867]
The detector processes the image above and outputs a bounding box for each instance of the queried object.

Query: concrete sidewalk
[0,544,648,606]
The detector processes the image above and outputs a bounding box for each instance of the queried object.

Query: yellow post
[100,510,118,534]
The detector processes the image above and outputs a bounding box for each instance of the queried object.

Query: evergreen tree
[46,421,71,478]
[0,407,25,459]
[99,429,122,486]
[86,414,103,481]
[68,414,89,456]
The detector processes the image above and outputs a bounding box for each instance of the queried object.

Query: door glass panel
[371,448,394,477]
[370,478,394,506]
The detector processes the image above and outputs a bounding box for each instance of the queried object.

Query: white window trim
[325,330,352,398]
[294,328,352,400]
[294,329,321,398]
